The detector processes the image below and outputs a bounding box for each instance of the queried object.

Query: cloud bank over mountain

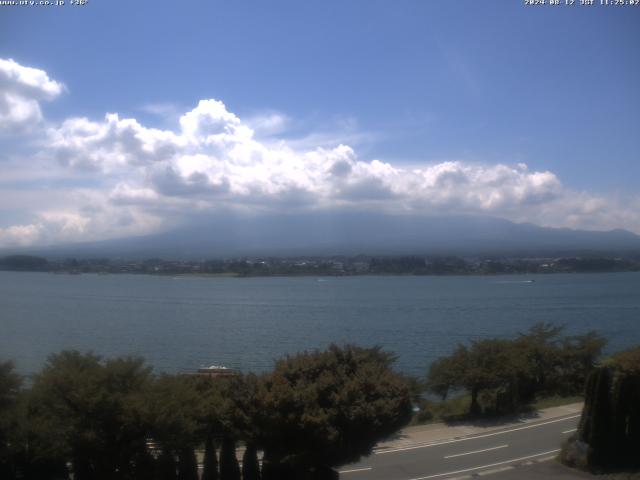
[0,58,639,248]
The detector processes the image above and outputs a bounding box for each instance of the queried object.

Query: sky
[0,0,639,248]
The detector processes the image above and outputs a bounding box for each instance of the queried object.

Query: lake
[1,271,639,377]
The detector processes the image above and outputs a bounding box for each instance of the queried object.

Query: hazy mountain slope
[5,212,640,259]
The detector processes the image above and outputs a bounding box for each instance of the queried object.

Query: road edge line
[376,415,579,455]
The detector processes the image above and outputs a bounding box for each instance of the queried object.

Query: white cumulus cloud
[44,100,566,218]
[0,58,64,132]
[1,58,639,248]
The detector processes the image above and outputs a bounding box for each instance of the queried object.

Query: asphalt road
[339,413,581,480]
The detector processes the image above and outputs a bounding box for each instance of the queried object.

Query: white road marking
[477,465,514,476]
[339,467,373,474]
[535,455,558,462]
[562,428,577,434]
[444,444,508,459]
[407,449,560,480]
[376,414,580,455]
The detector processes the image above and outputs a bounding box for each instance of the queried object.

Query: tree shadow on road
[442,406,541,428]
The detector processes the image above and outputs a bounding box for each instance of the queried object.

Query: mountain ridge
[3,213,640,259]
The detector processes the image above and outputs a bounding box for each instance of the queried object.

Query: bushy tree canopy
[576,345,640,470]
[146,374,207,450]
[0,361,22,478]
[257,344,413,473]
[427,323,606,415]
[612,346,640,373]
[29,351,152,480]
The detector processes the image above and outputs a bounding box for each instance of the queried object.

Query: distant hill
[4,213,640,259]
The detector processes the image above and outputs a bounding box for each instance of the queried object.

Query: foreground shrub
[257,344,413,479]
[571,346,640,471]
[427,323,606,416]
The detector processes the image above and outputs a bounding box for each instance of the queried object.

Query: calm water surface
[1,271,639,376]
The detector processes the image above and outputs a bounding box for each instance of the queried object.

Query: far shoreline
[2,269,640,280]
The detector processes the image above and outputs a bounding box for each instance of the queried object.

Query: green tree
[157,449,178,480]
[428,325,607,417]
[219,436,241,480]
[146,374,207,479]
[586,367,613,468]
[242,443,261,480]
[257,344,412,479]
[559,331,607,395]
[515,323,564,400]
[10,389,70,480]
[0,361,22,479]
[613,346,640,372]
[195,374,259,480]
[465,339,527,414]
[216,373,262,480]
[28,351,152,480]
[0,255,48,271]
[576,346,640,470]
[201,434,219,480]
[177,447,198,480]
[428,339,526,415]
[426,345,467,401]
[610,347,640,467]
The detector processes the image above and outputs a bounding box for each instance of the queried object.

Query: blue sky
[1,0,639,246]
